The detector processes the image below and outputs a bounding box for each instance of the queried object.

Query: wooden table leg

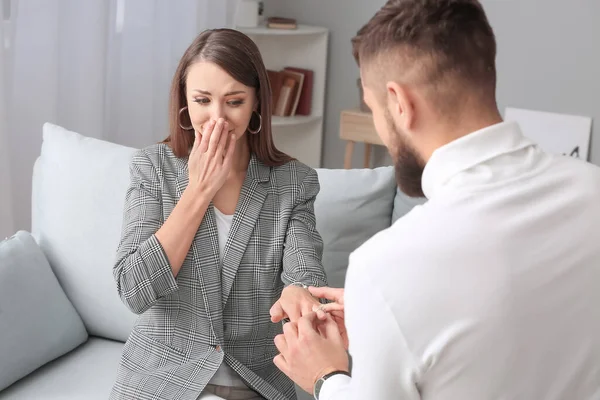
[363,143,372,168]
[344,141,355,169]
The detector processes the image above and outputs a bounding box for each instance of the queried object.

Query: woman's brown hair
[164,28,292,166]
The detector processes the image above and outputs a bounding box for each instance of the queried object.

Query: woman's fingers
[215,121,229,159]
[198,120,214,154]
[188,118,233,192]
[207,118,225,157]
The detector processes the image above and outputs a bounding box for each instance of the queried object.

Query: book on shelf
[273,77,296,117]
[267,67,314,117]
[266,17,297,30]
[283,67,313,116]
[280,69,304,116]
[267,70,283,111]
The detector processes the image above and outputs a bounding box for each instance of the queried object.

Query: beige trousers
[200,384,265,400]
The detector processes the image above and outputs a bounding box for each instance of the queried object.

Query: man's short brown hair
[353,0,497,109]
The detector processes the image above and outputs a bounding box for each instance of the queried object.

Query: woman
[111,29,328,400]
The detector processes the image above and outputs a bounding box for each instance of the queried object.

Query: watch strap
[322,370,351,380]
[314,370,351,400]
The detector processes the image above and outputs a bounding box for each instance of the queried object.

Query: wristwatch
[313,370,351,400]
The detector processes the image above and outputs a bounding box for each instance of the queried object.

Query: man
[271,0,600,399]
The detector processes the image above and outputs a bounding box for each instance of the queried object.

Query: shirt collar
[421,121,535,199]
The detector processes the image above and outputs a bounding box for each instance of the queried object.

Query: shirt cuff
[319,374,352,400]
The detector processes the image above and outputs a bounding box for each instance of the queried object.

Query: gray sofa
[0,123,425,399]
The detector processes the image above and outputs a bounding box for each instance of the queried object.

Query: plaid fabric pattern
[110,144,328,400]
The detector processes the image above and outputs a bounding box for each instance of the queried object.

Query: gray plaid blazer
[110,143,327,400]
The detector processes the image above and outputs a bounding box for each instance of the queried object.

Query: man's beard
[385,109,426,198]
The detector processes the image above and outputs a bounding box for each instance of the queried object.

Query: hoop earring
[178,106,194,130]
[248,111,262,134]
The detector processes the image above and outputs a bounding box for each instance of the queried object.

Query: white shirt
[321,122,600,400]
[208,207,247,388]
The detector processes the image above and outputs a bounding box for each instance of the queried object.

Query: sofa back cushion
[31,123,401,342]
[314,167,397,288]
[32,123,138,342]
[0,231,88,391]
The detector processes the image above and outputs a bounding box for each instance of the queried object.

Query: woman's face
[185,61,257,142]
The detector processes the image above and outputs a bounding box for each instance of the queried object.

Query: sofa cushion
[0,337,122,399]
[31,123,400,344]
[0,334,298,400]
[32,123,138,342]
[314,167,396,288]
[0,231,88,391]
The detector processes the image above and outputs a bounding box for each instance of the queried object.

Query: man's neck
[421,109,503,162]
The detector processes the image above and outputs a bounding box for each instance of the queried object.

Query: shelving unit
[237,24,329,168]
[339,109,383,169]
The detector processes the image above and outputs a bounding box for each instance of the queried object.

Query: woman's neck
[231,136,251,173]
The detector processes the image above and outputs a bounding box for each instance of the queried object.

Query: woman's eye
[228,100,244,107]
[193,98,210,104]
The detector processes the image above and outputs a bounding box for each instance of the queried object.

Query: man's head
[353,0,500,197]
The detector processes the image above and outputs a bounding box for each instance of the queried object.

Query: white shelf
[237,24,328,168]
[237,24,328,36]
[272,115,322,127]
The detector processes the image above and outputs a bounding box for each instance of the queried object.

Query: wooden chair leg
[344,141,355,169]
[363,144,372,168]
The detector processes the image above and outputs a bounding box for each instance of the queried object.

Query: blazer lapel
[175,163,224,342]
[221,154,270,307]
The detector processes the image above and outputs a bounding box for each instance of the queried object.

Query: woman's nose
[210,105,226,121]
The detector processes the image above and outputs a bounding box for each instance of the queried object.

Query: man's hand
[309,286,348,349]
[270,285,320,323]
[274,312,349,394]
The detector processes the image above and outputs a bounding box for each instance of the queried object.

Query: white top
[320,121,600,400]
[208,207,247,389]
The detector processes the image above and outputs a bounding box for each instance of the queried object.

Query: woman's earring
[178,106,194,130]
[248,111,262,134]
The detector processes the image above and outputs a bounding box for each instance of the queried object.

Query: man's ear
[386,81,414,131]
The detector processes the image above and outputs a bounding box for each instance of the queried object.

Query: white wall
[266,0,600,168]
[485,0,600,164]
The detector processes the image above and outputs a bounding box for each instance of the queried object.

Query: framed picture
[504,107,592,160]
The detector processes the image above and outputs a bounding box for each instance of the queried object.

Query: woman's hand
[188,118,236,196]
[270,286,321,324]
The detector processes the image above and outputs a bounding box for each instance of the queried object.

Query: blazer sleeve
[281,168,328,288]
[113,150,178,314]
